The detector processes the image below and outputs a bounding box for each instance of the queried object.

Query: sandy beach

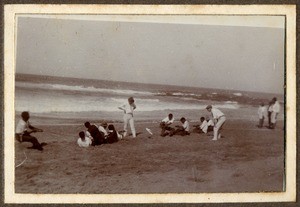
[15,107,284,194]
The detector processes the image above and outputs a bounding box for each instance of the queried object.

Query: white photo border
[4,4,296,204]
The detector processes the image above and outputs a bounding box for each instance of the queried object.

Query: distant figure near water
[257,103,267,128]
[15,111,46,151]
[206,105,226,141]
[269,97,280,129]
[118,97,137,138]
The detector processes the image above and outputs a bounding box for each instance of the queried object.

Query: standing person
[160,113,175,137]
[270,97,280,129]
[170,117,190,136]
[15,111,45,151]
[84,122,105,145]
[206,105,226,141]
[118,97,137,138]
[77,131,92,147]
[257,103,267,128]
[267,100,274,127]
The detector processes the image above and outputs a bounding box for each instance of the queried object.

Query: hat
[206,105,212,109]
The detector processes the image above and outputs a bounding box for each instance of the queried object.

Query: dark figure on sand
[15,111,46,151]
[106,124,119,144]
[160,113,175,137]
[84,122,105,146]
[170,117,190,136]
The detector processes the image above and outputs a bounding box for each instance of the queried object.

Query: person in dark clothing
[107,124,119,144]
[84,122,105,146]
[15,111,46,151]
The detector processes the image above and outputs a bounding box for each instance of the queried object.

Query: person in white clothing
[77,131,92,147]
[118,97,137,138]
[171,117,190,136]
[98,122,109,138]
[267,100,274,127]
[193,117,214,134]
[270,97,280,129]
[160,113,175,137]
[257,103,267,128]
[200,117,214,133]
[206,105,226,141]
[15,111,45,151]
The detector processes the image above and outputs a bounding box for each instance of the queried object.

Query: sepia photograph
[4,4,296,204]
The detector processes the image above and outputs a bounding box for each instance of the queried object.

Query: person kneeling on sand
[84,122,105,146]
[193,117,214,134]
[170,117,190,136]
[160,113,175,137]
[98,122,109,137]
[206,105,226,141]
[77,131,92,147]
[106,124,120,144]
[15,111,46,151]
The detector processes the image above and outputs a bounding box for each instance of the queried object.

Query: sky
[16,15,285,94]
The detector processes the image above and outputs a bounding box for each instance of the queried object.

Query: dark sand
[15,116,284,194]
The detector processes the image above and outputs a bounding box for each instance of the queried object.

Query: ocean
[15,74,282,117]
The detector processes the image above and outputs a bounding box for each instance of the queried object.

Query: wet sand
[15,114,284,194]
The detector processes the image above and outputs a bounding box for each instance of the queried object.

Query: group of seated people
[159,113,214,137]
[77,122,123,147]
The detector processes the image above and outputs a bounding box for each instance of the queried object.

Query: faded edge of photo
[3,4,297,204]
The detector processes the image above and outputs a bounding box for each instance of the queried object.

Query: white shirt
[207,119,214,126]
[211,108,225,119]
[119,102,136,114]
[182,120,190,132]
[162,116,174,125]
[85,130,92,139]
[98,126,108,136]
[16,119,29,134]
[77,137,92,147]
[268,104,273,112]
[258,106,267,119]
[272,101,280,113]
[200,120,209,133]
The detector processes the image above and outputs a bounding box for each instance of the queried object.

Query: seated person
[193,117,214,134]
[84,122,105,146]
[98,122,109,138]
[106,124,119,144]
[160,113,175,137]
[201,117,214,133]
[170,117,190,136]
[77,131,92,147]
[15,111,45,151]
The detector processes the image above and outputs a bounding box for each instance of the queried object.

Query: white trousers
[271,112,278,124]
[213,116,226,140]
[123,113,136,137]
